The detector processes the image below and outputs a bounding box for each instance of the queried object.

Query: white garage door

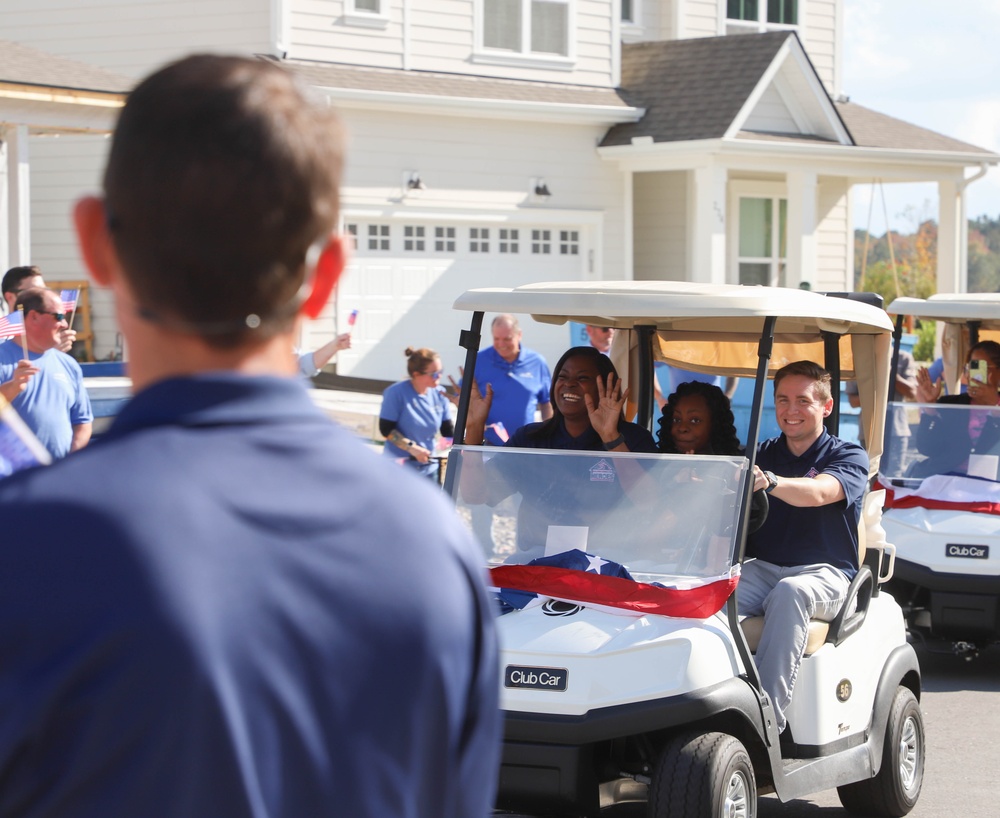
[325,219,590,381]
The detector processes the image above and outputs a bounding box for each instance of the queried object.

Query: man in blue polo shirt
[469,314,552,548]
[740,360,868,735]
[0,55,499,818]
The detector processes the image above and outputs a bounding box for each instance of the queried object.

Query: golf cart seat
[741,491,883,656]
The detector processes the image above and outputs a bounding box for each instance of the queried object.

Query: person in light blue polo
[469,314,552,547]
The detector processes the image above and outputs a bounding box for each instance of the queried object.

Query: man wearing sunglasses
[0,286,92,458]
[2,265,78,352]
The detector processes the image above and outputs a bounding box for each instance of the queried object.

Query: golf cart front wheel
[647,731,756,818]
[837,685,924,816]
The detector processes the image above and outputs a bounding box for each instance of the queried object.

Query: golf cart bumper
[496,677,763,814]
[893,556,1000,641]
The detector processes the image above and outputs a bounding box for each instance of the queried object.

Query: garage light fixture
[404,171,426,192]
[532,178,551,199]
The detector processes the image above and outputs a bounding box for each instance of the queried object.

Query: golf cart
[444,281,923,817]
[880,294,1000,655]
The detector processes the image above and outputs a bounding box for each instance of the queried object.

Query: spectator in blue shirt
[0,54,499,818]
[466,314,552,547]
[380,346,454,480]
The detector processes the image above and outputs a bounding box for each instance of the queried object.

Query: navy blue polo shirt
[746,429,869,577]
[0,373,500,818]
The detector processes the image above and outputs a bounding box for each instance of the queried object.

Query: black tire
[837,686,924,816]
[647,731,756,818]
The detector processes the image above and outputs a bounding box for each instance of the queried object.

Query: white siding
[680,0,718,39]
[816,176,850,292]
[0,0,272,78]
[800,0,838,93]
[743,84,799,134]
[290,0,616,87]
[632,171,687,281]
[27,135,119,361]
[318,105,625,375]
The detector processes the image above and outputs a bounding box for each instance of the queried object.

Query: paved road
[500,643,1000,817]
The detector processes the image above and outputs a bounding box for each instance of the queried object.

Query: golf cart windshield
[449,445,746,584]
[883,400,1000,485]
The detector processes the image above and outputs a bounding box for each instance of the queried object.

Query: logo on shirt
[590,459,616,482]
[804,467,820,479]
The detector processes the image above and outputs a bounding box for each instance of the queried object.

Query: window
[345,0,389,29]
[482,0,570,58]
[499,228,520,254]
[470,227,490,253]
[531,229,551,255]
[559,230,579,256]
[737,197,786,287]
[726,0,796,32]
[435,226,456,252]
[404,226,425,252]
[621,0,635,24]
[367,224,390,251]
[344,223,359,251]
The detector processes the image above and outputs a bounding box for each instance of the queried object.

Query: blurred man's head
[585,325,615,354]
[2,266,45,313]
[491,314,522,363]
[78,54,346,350]
[16,288,68,353]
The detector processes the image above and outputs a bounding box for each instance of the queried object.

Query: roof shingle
[0,40,132,95]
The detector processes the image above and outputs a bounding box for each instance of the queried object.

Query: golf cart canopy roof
[887,294,1000,327]
[454,282,893,472]
[456,281,894,340]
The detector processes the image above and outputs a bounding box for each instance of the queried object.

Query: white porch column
[784,170,817,290]
[2,125,31,269]
[689,164,727,284]
[937,179,963,294]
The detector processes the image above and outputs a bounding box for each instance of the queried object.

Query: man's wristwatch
[763,470,779,493]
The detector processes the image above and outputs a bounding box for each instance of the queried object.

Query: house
[1,0,995,380]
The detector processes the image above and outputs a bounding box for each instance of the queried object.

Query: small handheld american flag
[0,311,24,340]
[61,289,80,313]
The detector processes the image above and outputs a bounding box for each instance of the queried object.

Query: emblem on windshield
[590,458,615,482]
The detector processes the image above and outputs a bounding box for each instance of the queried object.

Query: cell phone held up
[969,359,989,387]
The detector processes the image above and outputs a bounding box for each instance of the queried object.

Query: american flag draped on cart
[490,549,740,619]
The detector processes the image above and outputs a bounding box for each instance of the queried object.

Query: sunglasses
[35,311,66,322]
[423,370,442,379]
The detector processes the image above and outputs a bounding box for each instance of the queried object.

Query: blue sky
[842,0,1000,232]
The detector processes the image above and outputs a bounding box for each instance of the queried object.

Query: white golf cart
[881,294,1000,655]
[445,281,923,818]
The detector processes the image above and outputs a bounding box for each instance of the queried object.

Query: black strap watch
[763,470,779,493]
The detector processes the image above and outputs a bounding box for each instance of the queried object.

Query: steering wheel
[748,489,768,533]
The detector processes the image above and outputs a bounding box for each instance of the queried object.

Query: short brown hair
[2,266,42,296]
[405,347,440,377]
[104,54,344,347]
[773,360,832,403]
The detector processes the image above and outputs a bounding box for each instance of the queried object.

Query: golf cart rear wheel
[647,731,756,818]
[837,686,924,816]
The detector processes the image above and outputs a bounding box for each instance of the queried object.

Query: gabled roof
[602,32,832,146]
[0,39,131,96]
[601,32,996,162]
[275,58,641,123]
[836,101,994,157]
